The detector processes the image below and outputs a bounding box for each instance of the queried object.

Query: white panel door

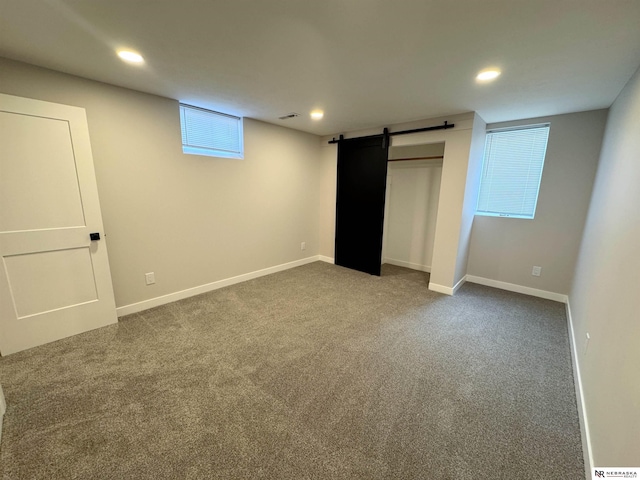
[0,93,117,356]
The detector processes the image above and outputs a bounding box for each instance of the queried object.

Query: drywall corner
[428,276,466,295]
[453,112,486,286]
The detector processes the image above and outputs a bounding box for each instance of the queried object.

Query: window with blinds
[179,104,244,159]
[476,124,550,219]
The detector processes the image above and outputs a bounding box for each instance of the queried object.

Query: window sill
[182,146,244,160]
[475,211,534,220]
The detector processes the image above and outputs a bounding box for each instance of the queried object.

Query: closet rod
[388,156,444,162]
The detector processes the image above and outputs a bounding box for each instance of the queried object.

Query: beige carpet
[0,262,584,479]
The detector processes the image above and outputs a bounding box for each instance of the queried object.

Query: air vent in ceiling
[278,112,300,120]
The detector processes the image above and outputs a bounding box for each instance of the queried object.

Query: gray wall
[466,110,608,294]
[569,66,640,466]
[0,58,322,309]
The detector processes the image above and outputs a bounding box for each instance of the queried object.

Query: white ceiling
[1,0,640,136]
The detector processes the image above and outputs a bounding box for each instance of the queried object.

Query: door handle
[90,232,101,241]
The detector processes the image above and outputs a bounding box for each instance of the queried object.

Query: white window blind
[476,124,550,219]
[180,104,244,159]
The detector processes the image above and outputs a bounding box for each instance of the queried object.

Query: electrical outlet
[145,272,155,285]
[301,242,306,251]
[532,266,542,277]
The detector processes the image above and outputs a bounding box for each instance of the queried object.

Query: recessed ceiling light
[476,69,501,82]
[117,50,144,64]
[310,110,324,120]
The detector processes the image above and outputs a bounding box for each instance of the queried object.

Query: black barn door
[335,135,389,276]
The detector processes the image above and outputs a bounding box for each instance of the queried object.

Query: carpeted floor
[0,262,584,479]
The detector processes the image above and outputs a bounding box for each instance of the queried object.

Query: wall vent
[278,112,300,120]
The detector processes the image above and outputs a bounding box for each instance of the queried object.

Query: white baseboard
[383,258,431,273]
[318,255,335,264]
[565,299,593,478]
[428,282,453,295]
[465,275,568,303]
[452,276,467,294]
[428,276,466,296]
[116,255,322,317]
[0,383,5,448]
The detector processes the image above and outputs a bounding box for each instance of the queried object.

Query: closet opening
[382,142,444,275]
